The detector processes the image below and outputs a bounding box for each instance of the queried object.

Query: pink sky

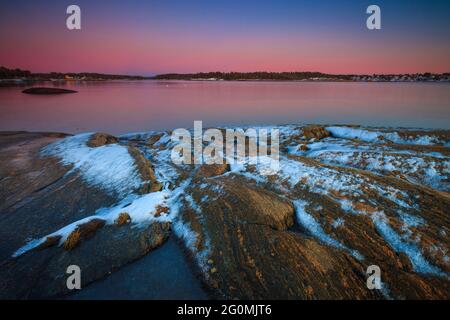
[1,1,449,75]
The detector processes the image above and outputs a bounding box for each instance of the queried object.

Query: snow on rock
[332,217,345,228]
[371,211,446,277]
[13,191,170,257]
[96,191,171,224]
[326,126,442,145]
[226,150,415,210]
[132,132,182,187]
[125,136,212,272]
[305,143,449,192]
[42,133,142,197]
[170,184,211,274]
[331,198,446,277]
[227,150,448,276]
[326,127,380,142]
[6,124,450,299]
[293,200,363,260]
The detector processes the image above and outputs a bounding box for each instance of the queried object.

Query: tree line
[152,72,353,81]
[0,66,147,80]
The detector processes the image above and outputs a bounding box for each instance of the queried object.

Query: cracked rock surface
[0,125,449,299]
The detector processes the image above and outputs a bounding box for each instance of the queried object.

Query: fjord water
[0,81,449,134]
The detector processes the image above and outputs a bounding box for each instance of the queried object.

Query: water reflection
[0,80,449,134]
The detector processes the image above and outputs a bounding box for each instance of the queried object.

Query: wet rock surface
[0,131,118,261]
[68,237,208,300]
[0,126,449,299]
[0,222,170,299]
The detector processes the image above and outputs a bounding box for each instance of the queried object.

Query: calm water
[0,81,449,134]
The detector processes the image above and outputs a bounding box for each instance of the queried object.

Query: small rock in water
[22,87,77,94]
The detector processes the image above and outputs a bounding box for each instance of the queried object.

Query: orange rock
[63,219,106,250]
[154,205,169,217]
[301,125,330,140]
[115,212,131,226]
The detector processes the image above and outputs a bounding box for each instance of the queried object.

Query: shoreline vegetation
[0,67,147,86]
[1,67,450,85]
[152,71,450,82]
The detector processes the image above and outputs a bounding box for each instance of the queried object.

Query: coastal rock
[0,125,449,300]
[298,143,309,152]
[62,219,106,251]
[194,164,231,179]
[86,133,119,147]
[22,87,77,94]
[127,145,162,193]
[0,132,160,261]
[0,222,171,299]
[301,125,330,140]
[181,175,380,299]
[0,132,111,261]
[146,133,164,147]
[115,212,132,225]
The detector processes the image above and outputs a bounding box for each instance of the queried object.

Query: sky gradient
[1,0,450,75]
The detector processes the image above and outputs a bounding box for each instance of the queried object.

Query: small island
[22,87,78,94]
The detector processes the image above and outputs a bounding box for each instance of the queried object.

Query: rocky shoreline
[0,125,448,299]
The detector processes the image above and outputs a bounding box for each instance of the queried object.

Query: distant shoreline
[2,78,450,87]
[1,67,450,83]
[152,71,450,82]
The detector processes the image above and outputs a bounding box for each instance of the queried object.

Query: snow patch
[294,200,363,260]
[42,133,142,197]
[371,212,446,277]
[332,217,345,228]
[13,191,170,257]
[326,126,440,145]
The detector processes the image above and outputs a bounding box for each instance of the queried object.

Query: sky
[1,0,449,75]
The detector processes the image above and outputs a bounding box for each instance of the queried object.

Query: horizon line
[2,66,450,78]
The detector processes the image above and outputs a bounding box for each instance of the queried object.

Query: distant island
[152,71,450,82]
[1,66,450,84]
[0,66,148,86]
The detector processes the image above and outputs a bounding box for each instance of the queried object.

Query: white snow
[185,194,202,214]
[170,188,211,274]
[15,124,448,284]
[305,142,449,192]
[98,191,171,224]
[332,217,345,228]
[371,212,446,277]
[326,127,380,142]
[294,200,363,260]
[42,133,142,197]
[399,212,424,228]
[172,212,198,253]
[152,148,181,184]
[326,126,441,145]
[12,191,170,257]
[226,151,416,211]
[12,238,47,258]
[137,132,184,187]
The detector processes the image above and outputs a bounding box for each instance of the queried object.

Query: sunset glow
[1,0,449,75]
